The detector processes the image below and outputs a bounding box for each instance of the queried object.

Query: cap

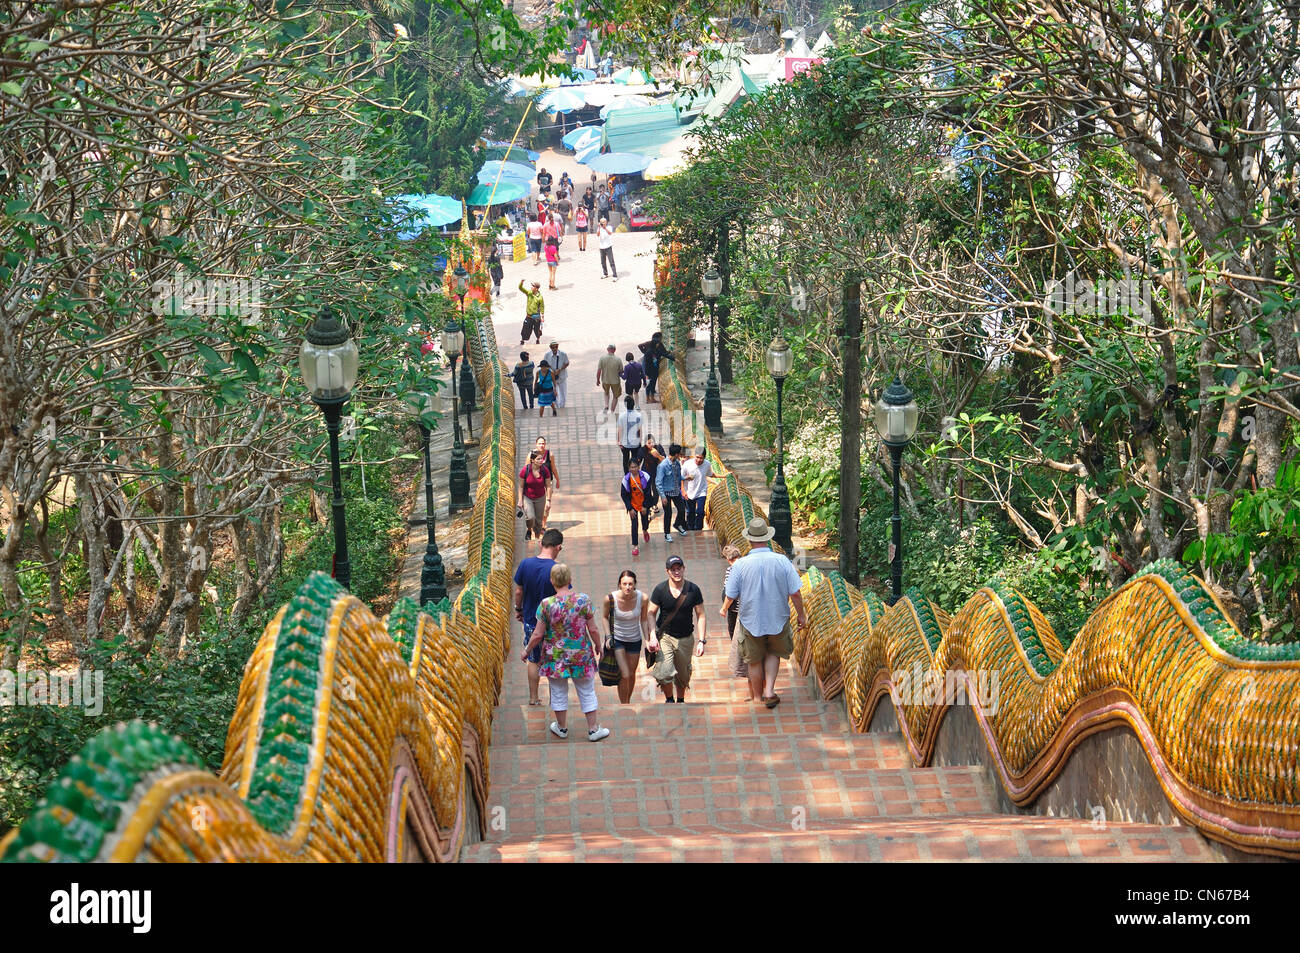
[693,445,705,456]
[665,555,685,570]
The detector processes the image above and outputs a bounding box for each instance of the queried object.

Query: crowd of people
[512,515,808,744]
[489,151,809,746]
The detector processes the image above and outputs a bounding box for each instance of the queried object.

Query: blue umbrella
[467,180,530,205]
[584,152,651,175]
[538,87,587,114]
[477,160,536,184]
[574,143,603,165]
[389,193,462,238]
[563,126,603,152]
[560,68,597,85]
[485,139,540,161]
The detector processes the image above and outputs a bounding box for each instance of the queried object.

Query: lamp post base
[704,371,723,433]
[421,547,447,606]
[769,474,794,555]
[449,441,472,511]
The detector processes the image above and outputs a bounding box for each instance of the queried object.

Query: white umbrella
[599,96,655,119]
[613,66,654,85]
[644,155,687,180]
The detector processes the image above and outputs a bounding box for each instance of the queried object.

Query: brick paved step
[489,730,913,786]
[462,812,1215,862]
[491,694,849,744]
[483,766,996,840]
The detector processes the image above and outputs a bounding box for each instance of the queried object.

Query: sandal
[763,694,781,709]
[528,699,544,707]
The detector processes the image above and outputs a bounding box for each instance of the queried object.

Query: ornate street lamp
[405,389,447,605]
[702,266,723,433]
[441,317,472,511]
[299,307,359,589]
[453,264,477,415]
[765,332,794,554]
[874,375,919,604]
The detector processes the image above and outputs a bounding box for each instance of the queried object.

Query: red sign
[784,57,824,80]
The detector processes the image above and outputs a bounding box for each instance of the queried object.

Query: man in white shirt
[680,446,713,531]
[720,517,807,708]
[616,395,643,473]
[541,341,570,408]
[597,217,618,280]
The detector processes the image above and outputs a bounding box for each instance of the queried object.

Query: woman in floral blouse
[523,563,611,741]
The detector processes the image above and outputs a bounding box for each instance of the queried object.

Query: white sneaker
[664,533,673,542]
[588,726,610,742]
[549,721,568,739]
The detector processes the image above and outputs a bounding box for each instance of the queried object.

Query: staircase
[462,640,1211,861]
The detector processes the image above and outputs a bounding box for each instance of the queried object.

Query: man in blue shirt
[655,444,688,541]
[721,517,807,708]
[513,528,563,705]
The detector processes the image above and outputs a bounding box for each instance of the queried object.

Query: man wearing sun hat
[721,517,807,708]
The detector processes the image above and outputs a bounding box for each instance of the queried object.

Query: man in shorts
[721,517,807,708]
[596,344,623,413]
[514,528,563,706]
[648,555,707,703]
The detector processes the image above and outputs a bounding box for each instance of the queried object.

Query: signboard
[784,57,824,80]
[512,231,526,263]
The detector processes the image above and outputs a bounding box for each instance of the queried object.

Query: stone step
[490,694,849,744]
[481,766,995,841]
[462,811,1214,862]
[488,730,913,786]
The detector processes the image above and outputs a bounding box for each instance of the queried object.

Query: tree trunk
[839,276,862,585]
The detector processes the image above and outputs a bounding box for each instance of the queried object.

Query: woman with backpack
[603,569,654,704]
[621,458,653,557]
[512,351,535,409]
[516,449,555,540]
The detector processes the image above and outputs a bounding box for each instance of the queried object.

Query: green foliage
[1184,452,1300,640]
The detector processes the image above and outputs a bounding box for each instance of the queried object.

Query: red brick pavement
[468,237,1215,863]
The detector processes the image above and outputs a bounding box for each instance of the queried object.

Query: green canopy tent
[600,103,697,155]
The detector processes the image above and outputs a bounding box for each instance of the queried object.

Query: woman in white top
[604,569,654,703]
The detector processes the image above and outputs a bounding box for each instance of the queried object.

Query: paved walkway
[460,148,1214,862]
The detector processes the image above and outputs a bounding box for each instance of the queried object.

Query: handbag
[598,639,621,687]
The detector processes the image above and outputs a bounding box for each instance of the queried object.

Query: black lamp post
[702,267,723,434]
[299,307,359,589]
[442,317,472,511]
[406,390,447,605]
[765,333,794,554]
[874,375,919,604]
[453,265,477,416]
